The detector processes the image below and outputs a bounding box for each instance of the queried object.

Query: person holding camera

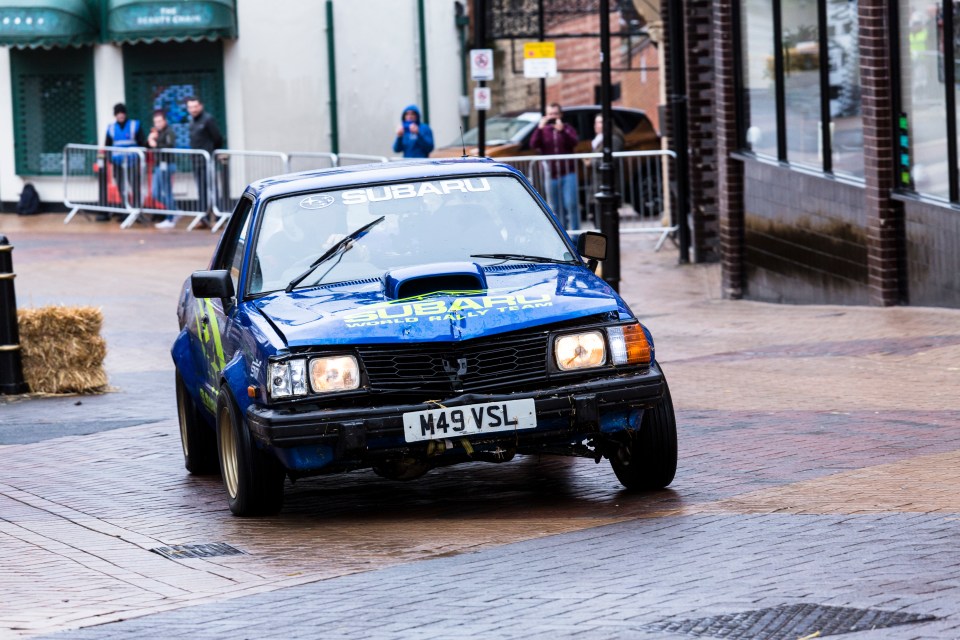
[530,103,580,230]
[393,104,434,158]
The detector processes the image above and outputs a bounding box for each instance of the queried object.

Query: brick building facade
[670,0,960,308]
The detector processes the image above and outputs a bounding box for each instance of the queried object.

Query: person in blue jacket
[392,105,434,158]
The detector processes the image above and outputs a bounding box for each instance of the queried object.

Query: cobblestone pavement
[1,214,959,639]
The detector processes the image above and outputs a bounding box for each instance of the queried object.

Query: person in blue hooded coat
[392,105,434,158]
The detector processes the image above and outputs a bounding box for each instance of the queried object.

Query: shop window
[782,1,822,169]
[899,0,951,199]
[10,47,96,176]
[738,0,868,180]
[828,0,864,178]
[741,0,779,157]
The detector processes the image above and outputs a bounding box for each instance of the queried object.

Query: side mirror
[191,270,235,299]
[577,231,608,261]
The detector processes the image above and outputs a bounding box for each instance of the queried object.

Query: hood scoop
[385,262,488,300]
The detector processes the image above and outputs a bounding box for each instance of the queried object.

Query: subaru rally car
[173,158,677,516]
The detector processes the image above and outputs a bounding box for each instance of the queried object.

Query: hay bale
[17,306,108,394]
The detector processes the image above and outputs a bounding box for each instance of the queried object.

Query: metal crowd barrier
[140,148,212,231]
[495,149,678,250]
[63,143,145,229]
[62,144,675,247]
[336,153,390,166]
[211,150,288,232]
[287,152,337,173]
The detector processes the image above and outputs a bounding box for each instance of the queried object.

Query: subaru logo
[299,194,335,209]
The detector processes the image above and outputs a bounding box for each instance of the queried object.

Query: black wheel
[216,385,285,516]
[610,379,677,490]
[176,371,219,474]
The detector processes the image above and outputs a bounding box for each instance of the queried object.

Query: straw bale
[17,306,108,394]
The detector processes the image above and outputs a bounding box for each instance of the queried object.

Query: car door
[195,197,254,402]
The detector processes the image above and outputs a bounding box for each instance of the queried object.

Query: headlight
[606,323,651,366]
[310,355,360,393]
[270,359,307,399]
[554,331,606,370]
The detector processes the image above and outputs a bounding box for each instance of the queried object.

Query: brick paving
[1,215,959,638]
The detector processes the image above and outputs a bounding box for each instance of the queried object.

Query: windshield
[247,175,576,294]
[456,114,539,146]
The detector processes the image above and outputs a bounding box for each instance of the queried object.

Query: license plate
[402,398,537,443]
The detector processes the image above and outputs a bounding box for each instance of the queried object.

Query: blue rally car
[172,159,677,516]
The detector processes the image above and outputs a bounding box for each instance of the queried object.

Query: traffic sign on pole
[470,49,494,81]
[474,86,491,111]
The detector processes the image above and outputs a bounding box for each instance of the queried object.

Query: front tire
[610,379,678,490]
[176,371,219,474]
[216,385,286,516]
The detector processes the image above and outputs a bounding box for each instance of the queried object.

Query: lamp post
[596,0,621,291]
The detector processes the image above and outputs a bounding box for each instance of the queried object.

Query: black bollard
[0,235,28,394]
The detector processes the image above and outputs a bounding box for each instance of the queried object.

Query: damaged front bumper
[246,363,666,473]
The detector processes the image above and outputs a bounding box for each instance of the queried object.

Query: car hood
[251,264,628,347]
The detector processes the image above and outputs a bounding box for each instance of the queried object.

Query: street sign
[474,86,491,111]
[524,42,556,59]
[470,49,494,81]
[523,41,557,78]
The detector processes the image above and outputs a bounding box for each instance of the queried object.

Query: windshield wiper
[470,253,575,264]
[285,216,385,293]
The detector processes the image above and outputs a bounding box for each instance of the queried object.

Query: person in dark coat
[186,96,224,213]
[392,105,434,158]
[530,103,580,230]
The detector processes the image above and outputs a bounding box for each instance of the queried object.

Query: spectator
[148,110,177,229]
[530,103,580,230]
[393,105,434,158]
[102,103,146,221]
[591,114,625,153]
[186,95,224,214]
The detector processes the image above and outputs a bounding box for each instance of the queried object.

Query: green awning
[105,0,236,44]
[0,0,98,48]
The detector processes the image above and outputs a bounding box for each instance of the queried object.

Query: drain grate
[150,542,245,560]
[641,604,936,639]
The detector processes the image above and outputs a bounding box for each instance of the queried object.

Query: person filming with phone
[530,103,580,230]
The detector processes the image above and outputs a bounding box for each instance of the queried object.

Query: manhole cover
[641,604,936,639]
[150,542,245,560]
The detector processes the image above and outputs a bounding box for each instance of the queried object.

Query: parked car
[431,106,660,158]
[172,158,677,516]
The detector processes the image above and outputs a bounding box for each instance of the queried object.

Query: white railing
[211,150,289,231]
[62,145,676,250]
[63,143,146,229]
[494,149,678,250]
[140,148,212,231]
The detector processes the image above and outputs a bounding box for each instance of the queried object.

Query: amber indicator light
[622,324,651,365]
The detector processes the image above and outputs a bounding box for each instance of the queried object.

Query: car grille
[356,323,586,394]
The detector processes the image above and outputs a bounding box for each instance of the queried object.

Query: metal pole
[474,0,486,156]
[667,0,691,263]
[325,0,340,154]
[597,0,621,291]
[417,0,431,124]
[456,2,471,134]
[0,236,28,394]
[538,0,546,114]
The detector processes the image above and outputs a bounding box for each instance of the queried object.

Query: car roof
[246,158,521,201]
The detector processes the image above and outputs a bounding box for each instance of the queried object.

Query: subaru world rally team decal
[343,291,554,328]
